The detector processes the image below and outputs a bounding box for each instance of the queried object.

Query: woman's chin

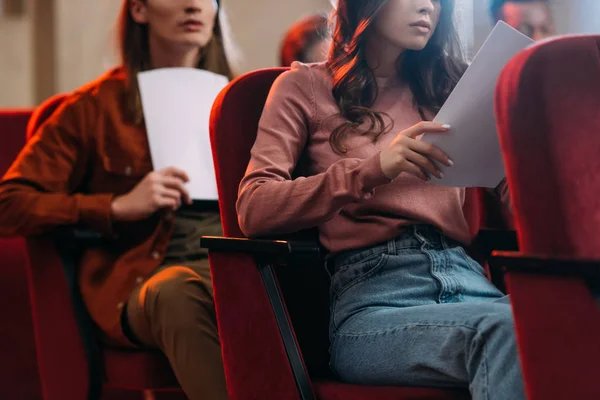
[405,39,430,51]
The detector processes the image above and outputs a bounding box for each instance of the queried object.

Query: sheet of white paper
[422,21,534,188]
[138,68,228,200]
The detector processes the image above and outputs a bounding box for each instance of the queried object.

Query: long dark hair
[118,0,234,124]
[327,0,466,154]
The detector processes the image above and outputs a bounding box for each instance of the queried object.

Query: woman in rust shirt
[0,1,233,399]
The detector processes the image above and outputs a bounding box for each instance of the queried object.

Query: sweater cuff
[75,193,115,237]
[356,152,392,194]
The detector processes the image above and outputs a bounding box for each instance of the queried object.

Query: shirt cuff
[75,193,115,237]
[356,152,393,194]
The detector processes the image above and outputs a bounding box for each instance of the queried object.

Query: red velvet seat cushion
[314,381,469,400]
[103,349,179,390]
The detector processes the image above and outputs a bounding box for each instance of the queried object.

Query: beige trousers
[125,259,229,400]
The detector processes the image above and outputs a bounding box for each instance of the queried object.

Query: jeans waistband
[331,225,460,272]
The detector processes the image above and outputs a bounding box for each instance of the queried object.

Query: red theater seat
[1,95,183,399]
[203,68,517,400]
[494,35,600,400]
[0,108,41,400]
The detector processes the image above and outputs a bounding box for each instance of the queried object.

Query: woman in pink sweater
[237,1,523,399]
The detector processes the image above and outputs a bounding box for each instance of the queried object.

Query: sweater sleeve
[236,63,391,237]
[0,93,114,238]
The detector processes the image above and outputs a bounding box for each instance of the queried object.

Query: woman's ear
[129,0,149,24]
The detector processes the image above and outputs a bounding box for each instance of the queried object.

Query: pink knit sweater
[237,62,473,254]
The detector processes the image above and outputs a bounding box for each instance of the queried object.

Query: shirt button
[151,251,161,260]
[136,276,144,285]
[124,166,133,176]
[117,302,124,310]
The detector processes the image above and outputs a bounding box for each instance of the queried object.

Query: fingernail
[441,124,451,129]
[448,159,454,166]
[439,173,444,179]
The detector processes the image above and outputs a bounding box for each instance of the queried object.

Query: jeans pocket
[456,247,487,277]
[330,253,388,300]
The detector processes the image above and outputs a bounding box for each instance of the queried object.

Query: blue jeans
[329,225,524,400]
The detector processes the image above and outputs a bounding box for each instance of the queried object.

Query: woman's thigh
[330,297,513,387]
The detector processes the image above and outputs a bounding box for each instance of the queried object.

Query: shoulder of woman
[274,61,331,100]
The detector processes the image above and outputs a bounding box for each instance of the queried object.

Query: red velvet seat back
[0,109,42,400]
[496,35,600,258]
[495,35,600,400]
[210,68,289,237]
[21,94,95,400]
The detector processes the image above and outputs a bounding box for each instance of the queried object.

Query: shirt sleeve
[0,93,115,237]
[236,63,391,237]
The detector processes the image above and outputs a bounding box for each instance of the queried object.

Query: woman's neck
[365,34,404,87]
[148,34,201,69]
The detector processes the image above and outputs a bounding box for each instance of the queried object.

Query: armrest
[201,236,321,264]
[491,251,600,280]
[492,250,600,400]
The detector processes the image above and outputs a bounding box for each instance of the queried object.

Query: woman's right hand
[379,122,454,181]
[111,167,192,222]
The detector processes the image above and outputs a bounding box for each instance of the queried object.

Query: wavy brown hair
[327,0,466,154]
[118,0,234,124]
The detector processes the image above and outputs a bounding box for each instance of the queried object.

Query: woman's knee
[475,307,518,352]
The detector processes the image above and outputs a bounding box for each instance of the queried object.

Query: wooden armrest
[491,251,600,280]
[200,236,321,263]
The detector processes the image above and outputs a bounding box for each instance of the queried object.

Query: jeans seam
[335,251,386,274]
[334,322,479,338]
[333,254,389,300]
[456,247,484,275]
[331,254,389,331]
[472,332,490,400]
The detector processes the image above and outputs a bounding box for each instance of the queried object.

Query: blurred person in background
[280,13,331,66]
[0,1,236,399]
[490,0,555,40]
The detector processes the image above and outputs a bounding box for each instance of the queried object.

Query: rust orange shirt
[0,67,177,346]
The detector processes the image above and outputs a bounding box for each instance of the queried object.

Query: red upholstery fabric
[6,96,181,399]
[314,381,470,400]
[209,68,472,399]
[495,35,600,400]
[103,349,178,390]
[17,94,91,400]
[26,237,91,400]
[0,109,42,400]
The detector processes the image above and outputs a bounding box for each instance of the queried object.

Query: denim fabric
[329,225,525,400]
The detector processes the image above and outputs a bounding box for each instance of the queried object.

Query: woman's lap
[329,226,522,398]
